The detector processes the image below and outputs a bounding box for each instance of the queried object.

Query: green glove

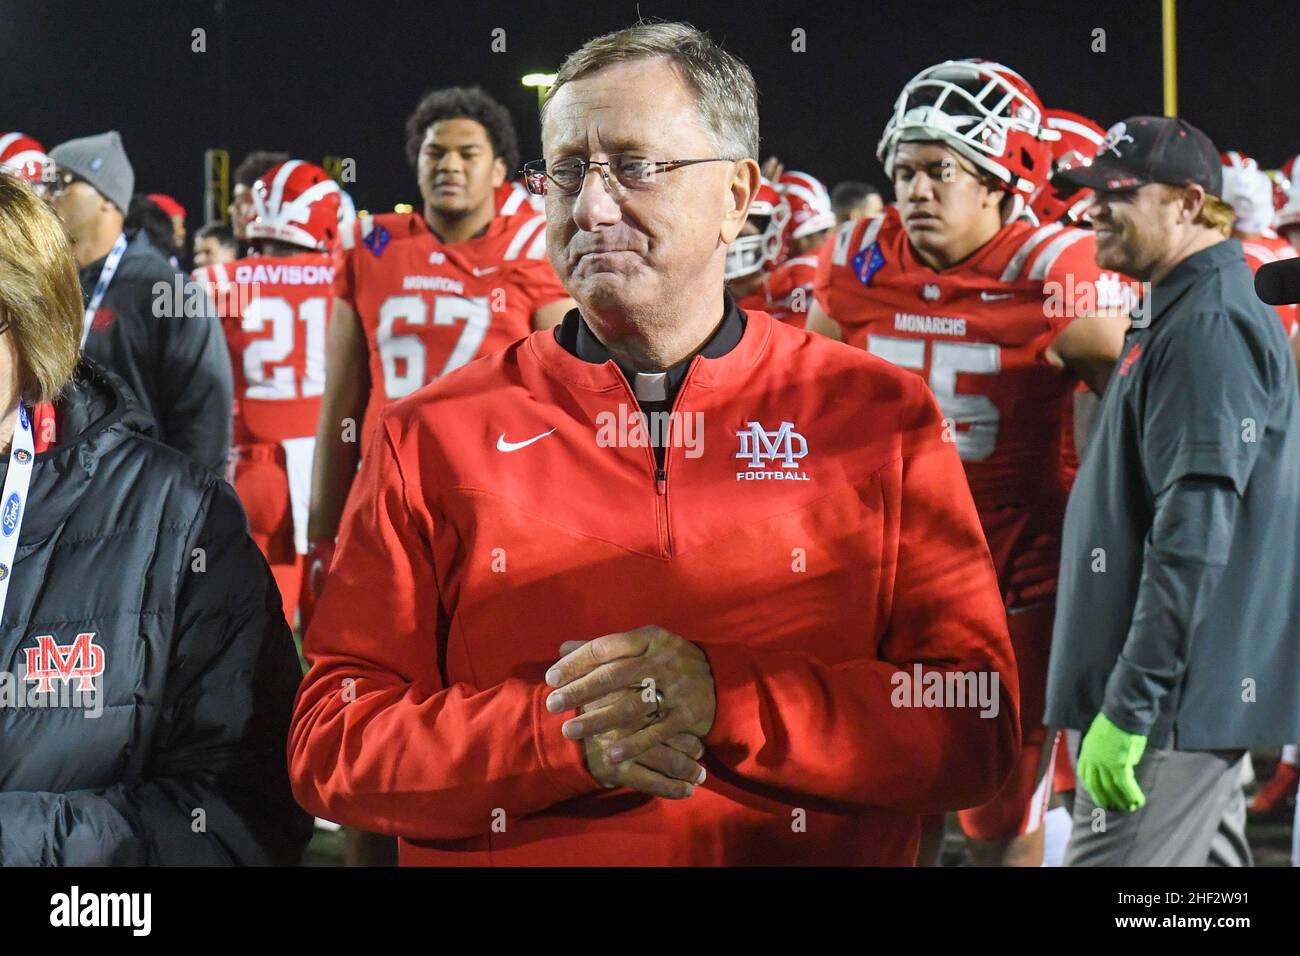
[1077,712,1148,812]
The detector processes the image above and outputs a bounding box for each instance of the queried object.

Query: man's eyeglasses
[521,154,737,197]
[47,170,89,196]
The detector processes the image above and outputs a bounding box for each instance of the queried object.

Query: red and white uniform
[1239,233,1298,337]
[195,252,334,619]
[764,254,820,328]
[816,206,1135,839]
[333,207,569,452]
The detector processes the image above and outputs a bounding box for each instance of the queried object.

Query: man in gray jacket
[1045,116,1300,865]
[46,130,232,474]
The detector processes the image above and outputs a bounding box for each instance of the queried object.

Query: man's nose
[905,173,935,203]
[572,167,622,232]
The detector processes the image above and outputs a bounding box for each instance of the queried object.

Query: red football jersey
[815,207,1137,604]
[1240,233,1298,337]
[333,208,569,451]
[765,254,819,328]
[733,286,767,314]
[194,253,333,444]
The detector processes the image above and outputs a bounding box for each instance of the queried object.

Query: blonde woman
[0,173,309,865]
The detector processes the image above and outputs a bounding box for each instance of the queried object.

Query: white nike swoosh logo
[496,428,556,452]
[981,291,1014,301]
[472,266,498,276]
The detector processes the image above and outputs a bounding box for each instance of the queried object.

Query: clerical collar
[555,293,746,408]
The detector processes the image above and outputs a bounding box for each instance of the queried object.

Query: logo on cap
[1100,122,1135,159]
[90,157,104,172]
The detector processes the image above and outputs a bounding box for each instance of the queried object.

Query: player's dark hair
[831,181,881,215]
[125,194,178,259]
[234,151,290,189]
[196,221,237,249]
[405,86,519,176]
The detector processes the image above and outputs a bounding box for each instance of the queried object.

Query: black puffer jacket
[0,360,310,865]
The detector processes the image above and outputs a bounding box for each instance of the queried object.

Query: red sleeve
[812,224,840,316]
[513,256,571,315]
[287,410,598,840]
[331,225,360,312]
[1243,249,1299,336]
[700,372,1021,812]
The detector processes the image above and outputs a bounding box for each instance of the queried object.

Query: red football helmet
[1264,168,1290,217]
[1029,110,1106,224]
[247,160,342,252]
[1219,150,1275,235]
[1276,154,1300,232]
[725,179,789,280]
[0,132,51,186]
[878,59,1057,215]
[777,171,836,245]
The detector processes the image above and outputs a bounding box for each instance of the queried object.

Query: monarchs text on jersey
[815,206,1138,605]
[333,207,569,451]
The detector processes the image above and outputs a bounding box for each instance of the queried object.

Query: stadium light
[522,73,557,114]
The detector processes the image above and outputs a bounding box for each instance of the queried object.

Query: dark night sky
[2,0,1295,224]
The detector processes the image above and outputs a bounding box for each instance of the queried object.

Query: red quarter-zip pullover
[288,308,1019,865]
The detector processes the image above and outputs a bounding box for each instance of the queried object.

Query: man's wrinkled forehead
[543,60,708,155]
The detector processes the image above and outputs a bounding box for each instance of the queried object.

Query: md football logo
[1,492,20,537]
[24,632,106,694]
[736,421,810,481]
[12,448,31,464]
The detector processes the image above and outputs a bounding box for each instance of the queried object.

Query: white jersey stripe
[999,222,1063,283]
[499,188,526,216]
[504,215,546,260]
[1028,228,1090,282]
[859,215,885,251]
[1241,242,1282,264]
[525,226,548,259]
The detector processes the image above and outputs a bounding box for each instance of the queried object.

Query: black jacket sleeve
[0,480,312,865]
[158,280,233,474]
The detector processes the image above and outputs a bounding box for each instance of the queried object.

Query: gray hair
[543,21,760,160]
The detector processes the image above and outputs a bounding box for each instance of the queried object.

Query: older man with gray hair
[290,21,1019,866]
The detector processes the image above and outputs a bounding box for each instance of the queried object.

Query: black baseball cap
[1053,116,1222,195]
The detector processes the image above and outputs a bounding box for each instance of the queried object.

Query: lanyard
[81,232,129,349]
[0,405,36,621]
